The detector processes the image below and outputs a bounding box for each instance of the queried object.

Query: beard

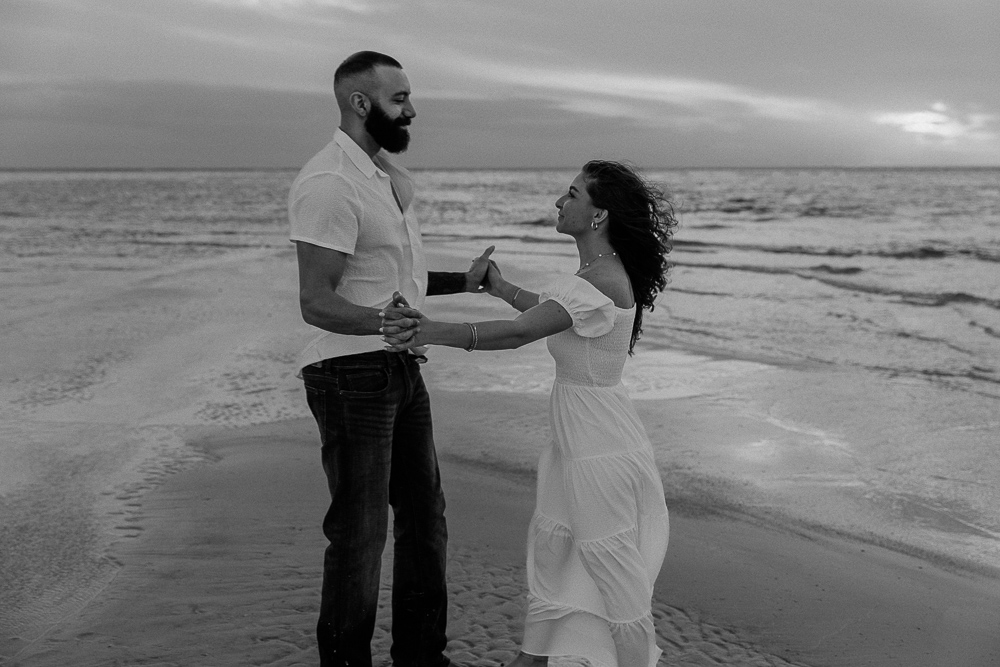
[365,101,411,154]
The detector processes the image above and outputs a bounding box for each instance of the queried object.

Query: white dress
[522,275,670,667]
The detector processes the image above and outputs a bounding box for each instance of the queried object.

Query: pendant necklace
[577,251,617,273]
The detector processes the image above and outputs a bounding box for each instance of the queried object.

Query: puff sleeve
[539,275,617,338]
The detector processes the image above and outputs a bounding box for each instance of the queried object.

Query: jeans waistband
[310,350,423,370]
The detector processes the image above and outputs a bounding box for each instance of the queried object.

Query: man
[289,51,491,667]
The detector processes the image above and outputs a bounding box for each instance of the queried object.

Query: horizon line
[2,165,999,172]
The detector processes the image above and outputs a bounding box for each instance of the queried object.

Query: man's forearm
[301,290,384,335]
[427,271,470,296]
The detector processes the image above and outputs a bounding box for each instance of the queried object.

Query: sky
[2,0,998,169]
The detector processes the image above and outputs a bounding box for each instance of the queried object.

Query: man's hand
[465,246,495,293]
[379,292,423,342]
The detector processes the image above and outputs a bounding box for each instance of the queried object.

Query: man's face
[365,66,415,154]
[365,99,411,153]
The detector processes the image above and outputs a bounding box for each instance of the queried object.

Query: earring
[591,220,600,230]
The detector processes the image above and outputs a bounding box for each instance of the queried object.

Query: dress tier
[521,275,669,667]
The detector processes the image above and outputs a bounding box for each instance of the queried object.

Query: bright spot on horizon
[874,104,998,142]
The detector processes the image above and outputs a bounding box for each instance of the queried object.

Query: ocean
[6,168,996,396]
[2,167,999,641]
[0,169,1000,398]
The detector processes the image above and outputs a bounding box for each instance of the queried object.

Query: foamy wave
[422,350,773,400]
[422,361,554,395]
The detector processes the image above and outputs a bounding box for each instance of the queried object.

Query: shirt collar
[334,128,388,180]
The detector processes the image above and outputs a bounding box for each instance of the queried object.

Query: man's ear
[350,92,368,116]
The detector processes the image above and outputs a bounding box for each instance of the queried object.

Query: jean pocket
[302,366,340,389]
[303,383,328,434]
[339,368,391,397]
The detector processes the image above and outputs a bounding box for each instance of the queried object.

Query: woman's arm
[384,298,572,352]
[485,261,541,313]
[493,280,541,314]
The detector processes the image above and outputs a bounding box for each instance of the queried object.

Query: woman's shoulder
[539,274,619,338]
[578,264,634,309]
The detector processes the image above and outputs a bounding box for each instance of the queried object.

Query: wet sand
[9,415,1000,667]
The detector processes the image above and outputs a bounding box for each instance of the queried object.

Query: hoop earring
[591,220,600,231]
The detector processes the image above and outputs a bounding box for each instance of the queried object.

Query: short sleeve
[289,173,359,255]
[539,274,617,338]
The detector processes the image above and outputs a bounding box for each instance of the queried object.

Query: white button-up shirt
[289,129,427,369]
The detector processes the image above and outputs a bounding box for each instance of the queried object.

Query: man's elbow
[299,293,323,327]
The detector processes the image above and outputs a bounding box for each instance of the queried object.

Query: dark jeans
[302,351,449,667]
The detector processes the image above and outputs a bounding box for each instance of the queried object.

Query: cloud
[0,78,335,168]
[197,0,382,11]
[874,103,998,142]
[426,55,843,129]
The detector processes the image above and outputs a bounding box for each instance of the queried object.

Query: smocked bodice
[547,306,635,386]
[538,274,634,387]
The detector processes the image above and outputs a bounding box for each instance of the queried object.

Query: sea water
[6,168,996,396]
[2,167,999,584]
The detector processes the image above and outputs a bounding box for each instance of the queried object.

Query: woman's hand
[484,260,507,299]
[379,292,422,342]
[465,246,495,293]
[383,315,434,352]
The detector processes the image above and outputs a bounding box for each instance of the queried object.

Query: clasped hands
[380,246,502,352]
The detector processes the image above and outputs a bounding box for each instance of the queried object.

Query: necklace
[577,251,617,273]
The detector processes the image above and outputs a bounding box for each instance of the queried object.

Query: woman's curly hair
[581,160,677,354]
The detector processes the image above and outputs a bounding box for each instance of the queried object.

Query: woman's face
[555,172,600,237]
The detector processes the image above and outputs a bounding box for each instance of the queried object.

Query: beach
[3,233,1000,666]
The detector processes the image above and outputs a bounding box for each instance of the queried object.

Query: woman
[384,161,677,667]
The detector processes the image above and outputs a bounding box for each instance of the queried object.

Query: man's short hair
[334,51,402,86]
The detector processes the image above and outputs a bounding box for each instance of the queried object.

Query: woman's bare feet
[505,651,548,667]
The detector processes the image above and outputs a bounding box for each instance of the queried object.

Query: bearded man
[288,51,492,667]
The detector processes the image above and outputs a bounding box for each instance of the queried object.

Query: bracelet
[464,322,478,352]
[511,287,523,307]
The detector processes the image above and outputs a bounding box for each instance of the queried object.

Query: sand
[3,242,1000,666]
[8,415,1000,667]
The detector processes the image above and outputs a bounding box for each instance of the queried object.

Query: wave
[673,240,1000,263]
[867,364,1000,393]
[672,260,1000,311]
[423,231,568,244]
[681,196,888,219]
[809,264,863,275]
[971,322,1000,340]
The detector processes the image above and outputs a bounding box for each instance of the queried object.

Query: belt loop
[388,349,402,377]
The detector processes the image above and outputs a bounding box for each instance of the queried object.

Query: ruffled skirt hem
[523,595,663,667]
